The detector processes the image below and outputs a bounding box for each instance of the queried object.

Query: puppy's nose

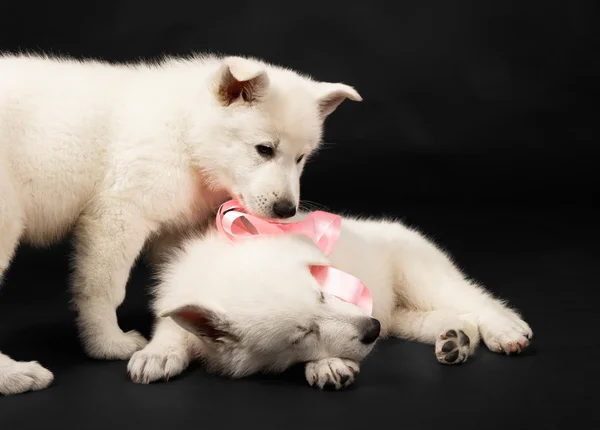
[272,200,297,218]
[360,318,381,344]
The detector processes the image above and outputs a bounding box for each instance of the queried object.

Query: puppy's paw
[480,312,532,355]
[84,329,148,360]
[305,358,359,390]
[0,360,54,396]
[436,329,472,365]
[127,346,189,384]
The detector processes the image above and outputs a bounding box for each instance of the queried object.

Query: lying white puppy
[128,210,533,390]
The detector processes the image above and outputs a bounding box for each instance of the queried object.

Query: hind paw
[436,329,472,364]
[480,312,532,355]
[484,327,531,355]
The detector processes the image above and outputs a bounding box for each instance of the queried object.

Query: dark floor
[0,206,597,429]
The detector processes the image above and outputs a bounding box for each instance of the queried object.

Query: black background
[0,0,598,428]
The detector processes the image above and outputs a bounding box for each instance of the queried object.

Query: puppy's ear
[314,82,362,120]
[215,56,270,106]
[161,305,235,342]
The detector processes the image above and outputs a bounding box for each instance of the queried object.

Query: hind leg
[0,181,54,395]
[389,308,481,365]
[385,243,532,358]
[476,303,533,355]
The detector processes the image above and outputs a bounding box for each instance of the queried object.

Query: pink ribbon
[215,200,373,314]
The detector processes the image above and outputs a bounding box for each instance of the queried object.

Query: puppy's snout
[360,318,381,344]
[272,200,296,218]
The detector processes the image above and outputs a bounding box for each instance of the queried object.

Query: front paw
[0,360,54,396]
[305,358,359,390]
[84,329,148,360]
[127,346,189,384]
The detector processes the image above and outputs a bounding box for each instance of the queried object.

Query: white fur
[130,214,533,390]
[128,231,377,386]
[0,53,361,395]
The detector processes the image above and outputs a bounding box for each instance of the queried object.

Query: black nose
[360,318,381,344]
[272,200,296,218]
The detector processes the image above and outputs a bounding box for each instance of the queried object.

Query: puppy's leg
[127,317,193,384]
[72,201,157,360]
[390,308,481,365]
[0,196,21,287]
[0,179,54,395]
[382,222,532,358]
[305,358,360,390]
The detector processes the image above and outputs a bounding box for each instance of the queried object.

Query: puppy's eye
[296,154,305,164]
[256,145,274,158]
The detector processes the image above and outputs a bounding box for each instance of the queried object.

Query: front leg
[127,317,193,384]
[72,202,157,360]
[305,358,360,390]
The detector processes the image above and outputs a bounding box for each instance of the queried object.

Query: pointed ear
[161,305,234,342]
[215,56,270,106]
[315,82,362,120]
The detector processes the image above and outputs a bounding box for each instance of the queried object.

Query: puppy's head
[199,56,361,219]
[159,233,378,379]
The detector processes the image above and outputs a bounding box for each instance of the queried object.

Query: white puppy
[128,213,533,390]
[0,53,361,395]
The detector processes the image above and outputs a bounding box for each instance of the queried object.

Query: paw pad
[436,329,471,365]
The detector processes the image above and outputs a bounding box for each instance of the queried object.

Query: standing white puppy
[0,53,361,395]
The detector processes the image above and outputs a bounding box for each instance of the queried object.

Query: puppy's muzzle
[272,200,296,218]
[360,318,381,344]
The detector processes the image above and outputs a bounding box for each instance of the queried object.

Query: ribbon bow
[215,200,373,314]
